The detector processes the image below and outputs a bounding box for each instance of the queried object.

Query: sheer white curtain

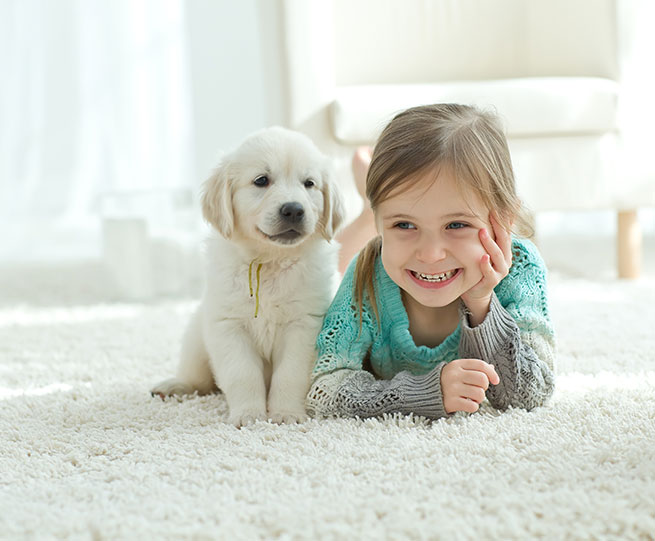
[0,0,196,266]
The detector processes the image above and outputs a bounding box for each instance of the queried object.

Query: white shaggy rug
[1,255,655,539]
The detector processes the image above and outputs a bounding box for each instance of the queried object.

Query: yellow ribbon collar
[248,259,263,318]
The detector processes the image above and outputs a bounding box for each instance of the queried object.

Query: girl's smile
[407,267,462,289]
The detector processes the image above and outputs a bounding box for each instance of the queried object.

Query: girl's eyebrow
[381,212,480,221]
[382,213,415,221]
[440,212,479,220]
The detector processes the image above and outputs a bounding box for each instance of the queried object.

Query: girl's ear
[319,163,345,241]
[201,162,235,239]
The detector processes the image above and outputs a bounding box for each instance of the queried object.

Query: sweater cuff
[398,362,449,419]
[459,292,518,361]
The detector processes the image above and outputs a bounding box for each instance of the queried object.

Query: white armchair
[282,0,655,278]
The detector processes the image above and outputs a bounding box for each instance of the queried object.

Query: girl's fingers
[452,397,480,414]
[459,358,500,385]
[444,360,501,413]
[480,229,509,276]
[451,380,488,403]
[467,253,493,294]
[461,385,486,404]
[489,214,513,268]
[462,370,491,390]
[479,228,504,263]
[480,253,496,282]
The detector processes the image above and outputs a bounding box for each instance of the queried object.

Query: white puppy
[151,127,344,427]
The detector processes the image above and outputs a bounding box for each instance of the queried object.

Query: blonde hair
[354,103,533,325]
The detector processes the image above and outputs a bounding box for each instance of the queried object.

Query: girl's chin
[403,283,461,308]
[402,270,482,307]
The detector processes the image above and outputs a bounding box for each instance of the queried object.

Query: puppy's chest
[229,261,313,321]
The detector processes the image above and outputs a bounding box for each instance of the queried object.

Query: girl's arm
[458,243,556,411]
[306,363,449,419]
[459,293,555,411]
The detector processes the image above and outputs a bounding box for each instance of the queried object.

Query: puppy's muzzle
[279,202,305,224]
[259,202,306,244]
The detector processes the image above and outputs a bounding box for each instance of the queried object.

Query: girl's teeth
[413,269,457,282]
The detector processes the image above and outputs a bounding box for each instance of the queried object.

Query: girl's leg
[351,146,372,199]
[337,147,377,274]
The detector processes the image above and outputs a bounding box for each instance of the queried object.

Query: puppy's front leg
[268,318,322,424]
[204,320,267,427]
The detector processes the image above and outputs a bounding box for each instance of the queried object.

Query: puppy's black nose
[279,202,305,224]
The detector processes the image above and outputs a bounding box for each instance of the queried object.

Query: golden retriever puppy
[151,127,344,427]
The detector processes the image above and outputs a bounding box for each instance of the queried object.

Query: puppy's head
[202,127,344,248]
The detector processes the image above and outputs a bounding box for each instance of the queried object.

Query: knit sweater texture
[305,237,556,419]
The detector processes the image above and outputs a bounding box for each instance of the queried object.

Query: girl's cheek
[464,236,488,261]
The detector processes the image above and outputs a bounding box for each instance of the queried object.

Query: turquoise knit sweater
[306,237,556,419]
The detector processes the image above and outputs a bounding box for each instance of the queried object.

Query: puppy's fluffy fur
[151,127,344,427]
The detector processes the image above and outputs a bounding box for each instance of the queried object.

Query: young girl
[306,103,555,419]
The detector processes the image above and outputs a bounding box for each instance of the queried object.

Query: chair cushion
[330,77,619,143]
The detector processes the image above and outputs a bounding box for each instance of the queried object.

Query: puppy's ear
[319,162,345,241]
[201,163,235,239]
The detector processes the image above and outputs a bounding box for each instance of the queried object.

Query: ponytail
[353,236,383,331]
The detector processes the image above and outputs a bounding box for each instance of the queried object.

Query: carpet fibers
[1,271,655,540]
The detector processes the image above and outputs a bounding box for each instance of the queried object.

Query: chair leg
[617,210,641,279]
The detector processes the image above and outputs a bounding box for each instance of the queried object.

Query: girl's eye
[446,222,468,230]
[254,175,269,187]
[304,179,315,188]
[395,222,416,230]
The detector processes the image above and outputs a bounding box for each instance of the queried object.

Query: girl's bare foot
[351,146,373,199]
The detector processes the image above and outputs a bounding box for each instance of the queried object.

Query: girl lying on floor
[306,103,555,420]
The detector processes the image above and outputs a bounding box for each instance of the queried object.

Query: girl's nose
[415,233,447,263]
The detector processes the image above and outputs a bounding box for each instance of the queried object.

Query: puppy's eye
[253,175,269,188]
[304,179,315,188]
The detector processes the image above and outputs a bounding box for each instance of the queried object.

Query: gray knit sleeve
[305,364,449,420]
[459,293,555,411]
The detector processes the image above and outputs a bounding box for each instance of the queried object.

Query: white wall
[184,0,287,187]
[0,0,291,264]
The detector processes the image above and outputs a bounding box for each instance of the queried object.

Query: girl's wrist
[463,295,492,327]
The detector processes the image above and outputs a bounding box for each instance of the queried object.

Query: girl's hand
[441,358,500,414]
[460,214,513,326]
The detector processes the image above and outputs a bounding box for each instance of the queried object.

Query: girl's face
[376,167,494,310]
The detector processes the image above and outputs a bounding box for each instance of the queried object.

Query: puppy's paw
[150,378,195,399]
[228,410,267,428]
[269,411,309,425]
